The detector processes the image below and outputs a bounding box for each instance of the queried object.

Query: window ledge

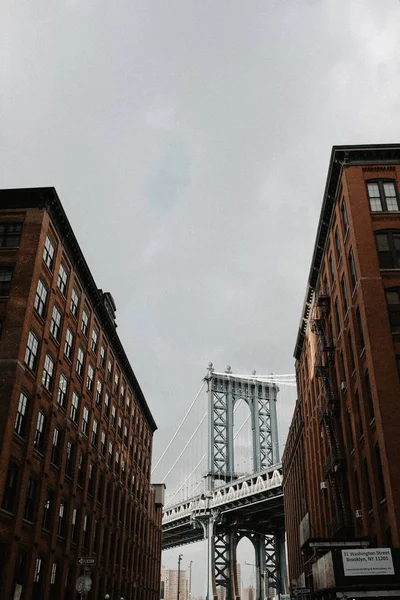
[380,497,387,506]
[360,347,366,359]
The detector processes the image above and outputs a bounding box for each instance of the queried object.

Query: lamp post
[177,554,183,600]
[188,561,193,600]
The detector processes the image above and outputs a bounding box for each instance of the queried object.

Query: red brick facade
[0,188,163,600]
[283,146,400,590]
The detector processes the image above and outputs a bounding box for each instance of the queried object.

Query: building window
[81,309,89,337]
[88,463,95,496]
[34,279,48,317]
[111,405,116,429]
[375,231,400,269]
[0,222,22,247]
[57,264,68,295]
[81,406,89,436]
[43,236,55,271]
[334,297,341,336]
[374,443,386,501]
[100,345,106,369]
[329,252,335,284]
[124,425,128,447]
[99,432,106,458]
[108,441,113,466]
[347,409,354,452]
[341,275,349,314]
[65,440,74,477]
[91,419,99,447]
[341,200,349,237]
[70,288,79,317]
[118,416,122,439]
[64,328,74,360]
[355,391,363,438]
[33,410,46,453]
[70,391,79,424]
[14,391,30,438]
[50,305,62,341]
[385,288,400,333]
[42,354,55,391]
[363,458,373,510]
[1,462,19,512]
[348,331,355,374]
[91,329,98,353]
[107,360,112,381]
[114,372,119,393]
[355,307,365,351]
[120,385,125,404]
[335,227,342,263]
[24,476,38,521]
[25,331,39,371]
[86,364,94,393]
[33,558,42,583]
[104,392,110,417]
[57,374,68,408]
[83,513,90,548]
[76,347,85,377]
[367,180,399,212]
[348,248,357,292]
[57,498,67,537]
[71,508,79,543]
[0,267,13,297]
[95,380,102,406]
[364,370,375,421]
[51,427,61,465]
[50,563,58,586]
[77,454,86,487]
[42,488,54,530]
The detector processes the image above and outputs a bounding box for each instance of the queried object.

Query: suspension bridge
[152,364,296,600]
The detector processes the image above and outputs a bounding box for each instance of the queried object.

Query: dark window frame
[367,179,400,212]
[0,222,22,248]
[14,391,30,438]
[385,287,400,333]
[43,236,55,271]
[375,230,400,269]
[0,267,13,296]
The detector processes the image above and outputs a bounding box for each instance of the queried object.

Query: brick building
[283,145,400,597]
[0,188,163,600]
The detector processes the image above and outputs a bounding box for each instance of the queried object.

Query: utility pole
[177,554,183,600]
[188,561,193,600]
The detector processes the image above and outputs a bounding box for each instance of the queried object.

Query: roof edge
[293,143,400,361]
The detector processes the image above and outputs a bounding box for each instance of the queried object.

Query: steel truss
[203,364,285,600]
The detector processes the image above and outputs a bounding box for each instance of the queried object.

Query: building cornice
[293,143,400,361]
[0,186,157,432]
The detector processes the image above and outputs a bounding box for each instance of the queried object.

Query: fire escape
[311,291,353,539]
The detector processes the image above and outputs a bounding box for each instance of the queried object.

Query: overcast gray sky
[2,0,400,595]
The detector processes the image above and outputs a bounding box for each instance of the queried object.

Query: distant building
[0,188,163,599]
[242,585,255,600]
[160,565,188,599]
[283,145,400,598]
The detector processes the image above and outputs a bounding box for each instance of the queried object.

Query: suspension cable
[166,401,252,505]
[151,380,206,475]
[161,412,207,482]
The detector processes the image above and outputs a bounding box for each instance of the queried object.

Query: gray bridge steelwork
[162,365,288,600]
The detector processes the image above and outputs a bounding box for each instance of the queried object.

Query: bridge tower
[203,363,286,600]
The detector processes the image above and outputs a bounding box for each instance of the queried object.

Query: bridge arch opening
[236,535,258,598]
[233,399,254,477]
